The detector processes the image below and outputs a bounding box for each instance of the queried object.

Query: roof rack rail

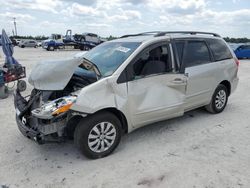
[155,31,221,37]
[120,31,161,38]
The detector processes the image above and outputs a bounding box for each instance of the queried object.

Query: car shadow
[35,107,213,161]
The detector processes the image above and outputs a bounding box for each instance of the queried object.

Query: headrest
[149,47,162,58]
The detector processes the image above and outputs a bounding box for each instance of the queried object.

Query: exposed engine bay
[14,57,97,143]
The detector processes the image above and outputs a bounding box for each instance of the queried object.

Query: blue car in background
[234,44,250,59]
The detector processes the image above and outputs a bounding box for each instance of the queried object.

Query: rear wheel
[205,84,228,114]
[74,112,122,159]
[48,46,54,51]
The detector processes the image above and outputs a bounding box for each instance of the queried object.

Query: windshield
[83,41,141,77]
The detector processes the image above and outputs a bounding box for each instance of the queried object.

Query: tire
[205,84,228,114]
[34,45,38,48]
[17,80,26,92]
[0,85,9,99]
[48,46,54,51]
[74,111,122,159]
[21,45,25,48]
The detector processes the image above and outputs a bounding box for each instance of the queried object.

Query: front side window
[132,44,172,78]
[183,41,211,67]
[84,42,141,77]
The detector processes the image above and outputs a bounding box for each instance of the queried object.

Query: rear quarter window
[207,39,233,61]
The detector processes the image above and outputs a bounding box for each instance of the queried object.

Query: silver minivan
[14,31,239,159]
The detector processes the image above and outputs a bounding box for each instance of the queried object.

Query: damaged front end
[14,56,98,144]
[14,90,78,143]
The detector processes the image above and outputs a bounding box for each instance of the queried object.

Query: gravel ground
[0,47,249,188]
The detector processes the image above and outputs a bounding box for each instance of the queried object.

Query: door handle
[172,78,185,84]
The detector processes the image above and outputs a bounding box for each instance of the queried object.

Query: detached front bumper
[15,114,44,144]
[14,90,66,144]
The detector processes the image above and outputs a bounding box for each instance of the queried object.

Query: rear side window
[183,41,211,67]
[207,39,232,61]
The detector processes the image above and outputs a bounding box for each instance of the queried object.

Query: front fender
[70,77,128,115]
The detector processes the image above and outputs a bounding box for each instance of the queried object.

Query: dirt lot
[0,47,249,188]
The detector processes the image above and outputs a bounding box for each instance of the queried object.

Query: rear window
[240,45,250,50]
[207,39,232,61]
[183,41,211,67]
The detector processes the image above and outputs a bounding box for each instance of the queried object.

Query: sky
[0,0,249,38]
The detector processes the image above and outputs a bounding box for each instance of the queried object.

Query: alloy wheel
[215,90,226,109]
[88,122,116,153]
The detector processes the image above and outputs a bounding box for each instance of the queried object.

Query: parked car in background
[10,38,18,46]
[228,43,242,51]
[37,41,42,47]
[0,35,1,46]
[16,39,21,45]
[18,40,38,48]
[234,44,250,59]
[15,31,239,159]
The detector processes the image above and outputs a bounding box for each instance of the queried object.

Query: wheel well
[66,108,129,138]
[220,80,231,96]
[95,108,128,134]
[65,115,83,139]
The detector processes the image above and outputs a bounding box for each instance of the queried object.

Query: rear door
[125,42,187,128]
[175,39,218,110]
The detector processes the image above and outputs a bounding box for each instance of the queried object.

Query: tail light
[234,57,240,67]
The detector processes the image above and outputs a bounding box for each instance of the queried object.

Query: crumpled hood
[28,57,82,90]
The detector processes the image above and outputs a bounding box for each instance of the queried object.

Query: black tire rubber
[74,111,122,159]
[0,85,9,99]
[17,80,27,92]
[21,45,25,48]
[48,46,54,51]
[205,84,228,114]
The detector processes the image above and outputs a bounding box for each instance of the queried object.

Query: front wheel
[205,84,228,114]
[74,112,122,159]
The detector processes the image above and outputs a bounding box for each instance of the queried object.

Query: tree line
[223,37,250,43]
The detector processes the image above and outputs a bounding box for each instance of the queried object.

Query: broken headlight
[32,96,77,119]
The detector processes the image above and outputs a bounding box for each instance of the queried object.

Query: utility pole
[13,17,17,36]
